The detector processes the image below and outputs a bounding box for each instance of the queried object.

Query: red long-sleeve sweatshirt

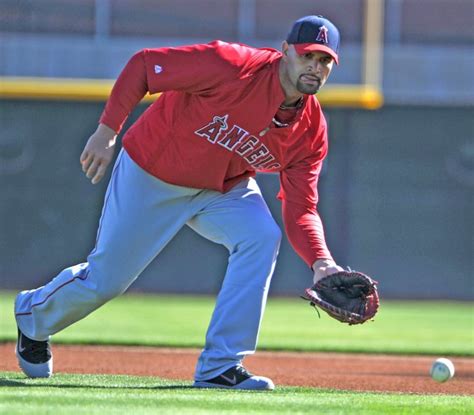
[99,40,333,266]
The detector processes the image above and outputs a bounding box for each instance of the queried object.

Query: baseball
[430,358,455,383]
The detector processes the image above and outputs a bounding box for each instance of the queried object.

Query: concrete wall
[1,100,472,299]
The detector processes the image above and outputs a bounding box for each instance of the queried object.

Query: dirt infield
[2,343,473,395]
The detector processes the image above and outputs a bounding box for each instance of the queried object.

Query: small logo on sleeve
[154,65,163,74]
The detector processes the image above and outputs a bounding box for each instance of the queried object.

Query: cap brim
[293,43,339,65]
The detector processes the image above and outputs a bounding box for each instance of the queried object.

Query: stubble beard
[296,79,322,95]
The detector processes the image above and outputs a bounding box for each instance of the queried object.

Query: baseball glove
[301,271,379,325]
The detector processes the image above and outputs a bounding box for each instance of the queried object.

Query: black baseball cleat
[193,365,274,390]
[16,328,53,378]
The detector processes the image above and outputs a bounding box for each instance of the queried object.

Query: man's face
[282,43,335,94]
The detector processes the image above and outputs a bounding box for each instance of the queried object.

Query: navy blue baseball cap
[287,15,340,64]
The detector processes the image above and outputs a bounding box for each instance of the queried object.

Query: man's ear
[281,41,289,57]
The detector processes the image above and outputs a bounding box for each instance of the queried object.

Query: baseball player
[15,15,344,390]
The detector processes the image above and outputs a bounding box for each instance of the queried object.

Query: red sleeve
[279,130,332,267]
[282,194,333,267]
[99,41,256,133]
[99,51,148,133]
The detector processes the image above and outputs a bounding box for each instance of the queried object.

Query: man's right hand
[80,123,117,184]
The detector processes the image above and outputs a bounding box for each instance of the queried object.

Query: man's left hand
[312,258,344,284]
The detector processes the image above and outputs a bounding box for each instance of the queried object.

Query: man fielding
[15,15,344,390]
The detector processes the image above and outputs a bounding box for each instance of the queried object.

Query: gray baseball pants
[15,149,281,380]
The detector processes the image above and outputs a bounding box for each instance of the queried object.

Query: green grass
[1,372,472,415]
[1,291,473,355]
[2,291,473,414]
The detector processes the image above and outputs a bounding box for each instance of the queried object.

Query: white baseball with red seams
[430,358,455,382]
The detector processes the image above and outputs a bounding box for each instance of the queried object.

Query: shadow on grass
[0,378,194,390]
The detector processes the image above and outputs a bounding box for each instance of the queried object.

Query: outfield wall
[0,100,472,299]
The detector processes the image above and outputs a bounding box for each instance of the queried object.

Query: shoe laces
[29,341,51,360]
[234,365,252,378]
[20,334,51,362]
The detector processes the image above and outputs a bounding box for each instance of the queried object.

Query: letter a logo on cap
[315,25,329,44]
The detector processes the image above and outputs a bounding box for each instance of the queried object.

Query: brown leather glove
[302,271,380,325]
